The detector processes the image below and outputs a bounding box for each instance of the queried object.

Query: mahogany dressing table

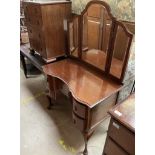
[42,0,134,154]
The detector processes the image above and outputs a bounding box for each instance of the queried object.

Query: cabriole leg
[83,132,88,155]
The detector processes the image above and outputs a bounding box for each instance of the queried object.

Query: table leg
[82,129,95,155]
[46,76,58,109]
[83,132,88,155]
[46,95,53,110]
[20,54,28,78]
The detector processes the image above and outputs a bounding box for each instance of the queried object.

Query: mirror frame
[106,20,134,82]
[67,0,134,84]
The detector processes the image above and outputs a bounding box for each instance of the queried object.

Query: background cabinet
[23,1,71,62]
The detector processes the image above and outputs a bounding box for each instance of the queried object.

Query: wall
[71,0,135,21]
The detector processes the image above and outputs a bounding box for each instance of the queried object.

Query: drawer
[72,112,86,132]
[27,27,45,56]
[73,99,87,119]
[23,3,42,26]
[108,118,135,154]
[24,3,41,17]
[26,16,42,27]
[90,94,117,128]
[104,137,128,155]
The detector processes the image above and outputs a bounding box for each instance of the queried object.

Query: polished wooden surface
[43,59,122,107]
[23,1,71,61]
[109,94,135,132]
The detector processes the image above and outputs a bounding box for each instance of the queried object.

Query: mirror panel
[110,25,130,78]
[69,17,79,57]
[81,4,113,70]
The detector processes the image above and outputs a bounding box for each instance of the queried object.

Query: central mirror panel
[81,3,113,70]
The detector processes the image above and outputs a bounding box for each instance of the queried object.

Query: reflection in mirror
[69,17,79,57]
[110,25,130,78]
[81,4,112,70]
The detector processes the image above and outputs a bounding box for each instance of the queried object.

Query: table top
[43,59,122,108]
[20,44,46,71]
[109,94,135,132]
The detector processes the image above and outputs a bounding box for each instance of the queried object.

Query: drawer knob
[73,119,76,124]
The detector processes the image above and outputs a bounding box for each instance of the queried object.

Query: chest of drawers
[103,94,135,155]
[23,1,71,62]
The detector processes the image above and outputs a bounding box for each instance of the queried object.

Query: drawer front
[25,16,42,27]
[73,99,87,119]
[104,137,128,155]
[90,94,117,128]
[72,112,86,132]
[23,3,42,26]
[27,26,46,57]
[23,3,41,17]
[108,118,135,154]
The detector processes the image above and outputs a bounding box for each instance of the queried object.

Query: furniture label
[112,122,120,129]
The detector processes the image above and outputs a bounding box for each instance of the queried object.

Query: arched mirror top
[81,0,115,20]
[80,0,116,71]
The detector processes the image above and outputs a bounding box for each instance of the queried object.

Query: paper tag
[113,122,120,129]
[114,110,122,116]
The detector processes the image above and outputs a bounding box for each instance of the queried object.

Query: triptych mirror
[68,0,134,83]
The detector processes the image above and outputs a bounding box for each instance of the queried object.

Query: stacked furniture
[23,0,71,62]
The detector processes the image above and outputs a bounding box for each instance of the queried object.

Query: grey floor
[20,67,110,155]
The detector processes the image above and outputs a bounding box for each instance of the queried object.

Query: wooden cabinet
[23,1,71,62]
[103,94,135,155]
[107,118,135,154]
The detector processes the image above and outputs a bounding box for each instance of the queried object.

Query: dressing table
[42,0,134,154]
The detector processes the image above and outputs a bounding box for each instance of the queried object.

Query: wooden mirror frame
[106,20,134,82]
[67,0,134,84]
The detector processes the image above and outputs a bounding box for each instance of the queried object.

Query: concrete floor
[20,67,110,155]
